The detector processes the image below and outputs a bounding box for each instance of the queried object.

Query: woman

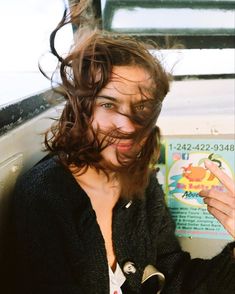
[11,1,235,293]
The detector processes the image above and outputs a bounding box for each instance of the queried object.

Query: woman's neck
[70,164,120,200]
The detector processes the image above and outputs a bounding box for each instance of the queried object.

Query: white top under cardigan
[109,263,126,294]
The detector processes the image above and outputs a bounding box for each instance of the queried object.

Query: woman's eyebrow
[133,98,155,104]
[96,95,155,105]
[96,95,118,102]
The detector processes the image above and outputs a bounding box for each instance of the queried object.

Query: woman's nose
[115,113,136,133]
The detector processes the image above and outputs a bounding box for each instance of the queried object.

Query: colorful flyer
[162,138,235,240]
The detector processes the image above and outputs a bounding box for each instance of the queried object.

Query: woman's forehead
[111,66,151,82]
[99,66,154,98]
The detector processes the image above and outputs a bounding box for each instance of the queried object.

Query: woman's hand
[199,159,235,239]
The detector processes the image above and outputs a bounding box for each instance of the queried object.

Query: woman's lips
[111,143,133,152]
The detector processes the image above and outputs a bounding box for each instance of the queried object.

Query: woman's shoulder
[144,172,169,220]
[15,156,65,189]
[145,171,165,203]
[13,156,79,207]
[144,171,176,237]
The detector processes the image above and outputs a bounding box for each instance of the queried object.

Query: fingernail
[199,189,209,196]
[204,159,213,167]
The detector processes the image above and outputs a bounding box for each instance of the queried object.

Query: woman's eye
[101,103,114,109]
[135,104,145,111]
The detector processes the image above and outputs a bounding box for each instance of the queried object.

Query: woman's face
[92,65,155,166]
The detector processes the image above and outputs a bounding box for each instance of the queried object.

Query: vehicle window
[0,0,73,108]
[101,0,235,78]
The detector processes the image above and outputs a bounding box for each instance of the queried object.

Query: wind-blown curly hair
[43,0,171,198]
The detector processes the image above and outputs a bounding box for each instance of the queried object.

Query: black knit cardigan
[2,157,235,294]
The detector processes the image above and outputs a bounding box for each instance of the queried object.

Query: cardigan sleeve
[151,179,235,294]
[13,172,85,294]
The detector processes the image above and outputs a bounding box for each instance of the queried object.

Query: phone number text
[168,143,234,152]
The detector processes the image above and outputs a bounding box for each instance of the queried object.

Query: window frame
[102,0,235,49]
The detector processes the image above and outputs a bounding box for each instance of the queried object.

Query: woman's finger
[207,205,235,238]
[203,197,234,217]
[204,159,235,194]
[199,189,235,208]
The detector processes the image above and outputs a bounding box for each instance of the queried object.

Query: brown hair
[43,0,171,199]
